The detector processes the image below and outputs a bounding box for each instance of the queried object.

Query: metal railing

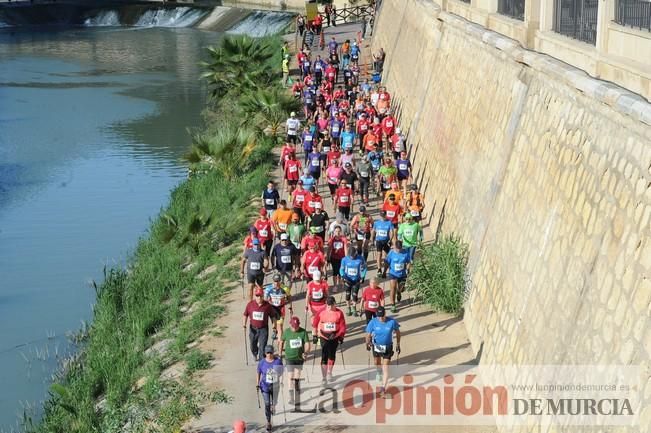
[319,4,376,27]
[553,0,599,44]
[615,0,651,32]
[498,0,525,20]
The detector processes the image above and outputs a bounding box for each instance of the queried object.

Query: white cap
[315,202,322,209]
[280,233,289,240]
[290,111,296,117]
[312,270,321,281]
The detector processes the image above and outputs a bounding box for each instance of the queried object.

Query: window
[498,0,525,20]
[615,0,651,31]
[553,0,599,44]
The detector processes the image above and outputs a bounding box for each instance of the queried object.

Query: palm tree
[239,88,300,137]
[201,36,275,100]
[184,126,262,180]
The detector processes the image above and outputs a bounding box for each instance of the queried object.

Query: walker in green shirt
[287,222,305,249]
[398,221,422,247]
[281,327,309,361]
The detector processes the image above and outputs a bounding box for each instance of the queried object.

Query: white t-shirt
[286,118,300,135]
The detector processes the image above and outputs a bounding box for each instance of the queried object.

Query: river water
[0,26,221,430]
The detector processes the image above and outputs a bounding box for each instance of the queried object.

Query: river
[0,25,222,430]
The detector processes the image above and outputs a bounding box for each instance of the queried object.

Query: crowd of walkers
[240,25,421,432]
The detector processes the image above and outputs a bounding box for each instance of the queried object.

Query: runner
[382,193,403,229]
[377,157,398,195]
[314,296,347,385]
[380,110,396,140]
[325,158,343,201]
[361,277,385,324]
[300,227,324,252]
[302,185,323,219]
[385,240,412,312]
[262,181,280,218]
[241,238,268,300]
[243,225,259,253]
[300,168,316,193]
[306,203,329,240]
[334,178,354,220]
[330,113,344,147]
[291,181,308,222]
[397,213,423,261]
[339,246,367,316]
[305,270,329,338]
[227,420,252,433]
[256,345,283,432]
[271,233,299,287]
[339,162,358,195]
[243,287,278,361]
[395,150,412,194]
[264,274,293,340]
[365,306,401,397]
[350,40,361,67]
[271,200,293,237]
[327,225,348,292]
[279,141,296,170]
[405,183,425,221]
[327,211,350,239]
[383,181,404,204]
[350,206,373,261]
[306,146,323,188]
[301,241,326,282]
[356,155,372,204]
[286,112,301,144]
[254,208,274,257]
[279,316,310,406]
[371,211,394,277]
[390,126,406,160]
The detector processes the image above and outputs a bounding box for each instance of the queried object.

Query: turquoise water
[0,26,220,430]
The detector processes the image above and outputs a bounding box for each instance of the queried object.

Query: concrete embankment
[373,0,651,430]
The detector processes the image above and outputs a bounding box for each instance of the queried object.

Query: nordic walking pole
[256,386,261,409]
[339,342,346,370]
[244,327,249,366]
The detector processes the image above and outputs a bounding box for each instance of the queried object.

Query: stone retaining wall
[373,0,651,431]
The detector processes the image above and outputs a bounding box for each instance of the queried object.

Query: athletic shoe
[327,373,333,383]
[321,378,328,386]
[355,310,361,317]
[266,422,272,432]
[375,371,382,382]
[312,335,318,344]
[272,329,278,340]
[391,305,397,313]
[347,307,353,316]
[381,270,387,278]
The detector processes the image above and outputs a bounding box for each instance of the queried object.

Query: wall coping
[424,8,651,127]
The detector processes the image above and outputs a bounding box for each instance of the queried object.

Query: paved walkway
[184,23,493,433]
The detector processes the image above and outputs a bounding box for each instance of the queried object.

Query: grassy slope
[30,36,285,433]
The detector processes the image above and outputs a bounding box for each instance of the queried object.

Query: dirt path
[184,23,493,433]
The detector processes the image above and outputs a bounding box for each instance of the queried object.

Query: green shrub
[185,350,212,373]
[407,234,469,314]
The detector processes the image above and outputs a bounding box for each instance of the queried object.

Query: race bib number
[296,195,305,203]
[313,226,324,233]
[404,229,414,237]
[399,163,408,170]
[259,229,268,237]
[360,171,368,177]
[340,195,349,203]
[347,267,358,277]
[265,369,277,384]
[281,255,292,264]
[332,125,340,132]
[410,210,420,216]
[329,177,338,183]
[386,211,395,218]
[311,159,320,167]
[308,201,317,208]
[250,262,261,271]
[305,135,312,141]
[357,232,365,241]
[271,295,283,306]
[323,146,331,152]
[289,338,303,349]
[252,311,264,321]
[265,198,275,205]
[386,120,393,127]
[312,290,323,300]
[323,322,337,332]
[279,223,287,230]
[289,166,297,173]
[394,263,405,271]
[377,229,388,237]
[333,241,343,250]
[308,265,318,274]
[374,344,387,353]
[368,300,379,309]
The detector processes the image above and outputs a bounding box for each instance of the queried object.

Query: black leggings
[320,336,339,364]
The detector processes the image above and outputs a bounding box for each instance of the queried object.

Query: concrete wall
[373,0,651,430]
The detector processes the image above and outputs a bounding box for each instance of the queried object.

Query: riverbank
[30,34,292,433]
